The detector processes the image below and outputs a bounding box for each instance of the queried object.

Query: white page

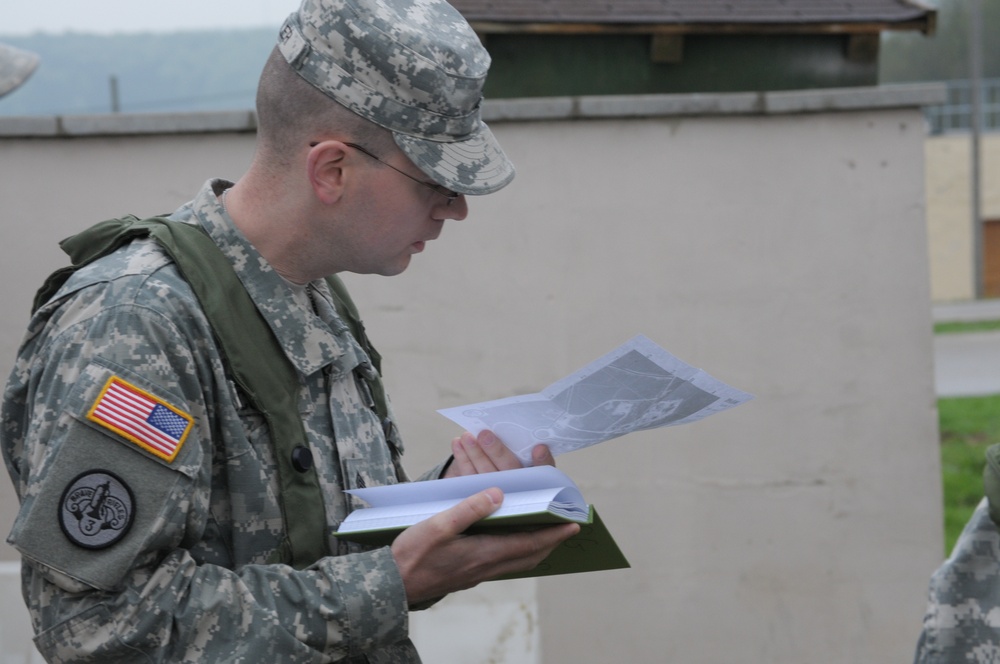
[438,334,753,463]
[337,497,469,532]
[338,487,582,533]
[343,465,582,508]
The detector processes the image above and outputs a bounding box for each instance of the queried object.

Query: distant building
[451,0,936,97]
[926,132,1000,301]
[452,0,1000,302]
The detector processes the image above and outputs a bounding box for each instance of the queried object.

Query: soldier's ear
[307,141,348,205]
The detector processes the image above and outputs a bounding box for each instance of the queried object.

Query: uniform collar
[175,179,364,378]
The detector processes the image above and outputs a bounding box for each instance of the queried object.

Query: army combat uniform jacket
[2,179,430,663]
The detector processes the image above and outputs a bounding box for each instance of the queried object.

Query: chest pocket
[336,366,404,508]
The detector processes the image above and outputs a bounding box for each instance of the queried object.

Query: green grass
[940,394,1000,553]
[934,319,1000,335]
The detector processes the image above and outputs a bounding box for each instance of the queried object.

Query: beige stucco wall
[926,132,1000,302]
[0,89,944,662]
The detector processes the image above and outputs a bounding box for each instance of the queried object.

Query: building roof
[451,0,935,31]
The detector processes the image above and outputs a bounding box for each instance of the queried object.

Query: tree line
[0,30,274,116]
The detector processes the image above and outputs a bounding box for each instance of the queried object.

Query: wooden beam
[650,34,684,64]
[846,34,880,64]
[468,20,933,37]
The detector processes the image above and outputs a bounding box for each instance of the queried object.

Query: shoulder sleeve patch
[59,470,135,549]
[86,376,193,463]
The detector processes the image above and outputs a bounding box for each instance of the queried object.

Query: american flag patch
[87,376,193,463]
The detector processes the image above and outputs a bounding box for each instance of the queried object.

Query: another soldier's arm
[914,499,1000,663]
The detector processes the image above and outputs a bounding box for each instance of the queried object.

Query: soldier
[914,446,1000,663]
[1,0,577,661]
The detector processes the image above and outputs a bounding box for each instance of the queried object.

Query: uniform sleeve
[4,295,413,663]
[914,499,1000,664]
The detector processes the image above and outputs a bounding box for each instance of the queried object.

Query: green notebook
[332,465,629,580]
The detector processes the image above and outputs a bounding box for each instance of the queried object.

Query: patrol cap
[0,43,40,99]
[277,0,514,195]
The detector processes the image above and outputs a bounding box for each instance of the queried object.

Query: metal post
[970,0,984,299]
[109,75,120,113]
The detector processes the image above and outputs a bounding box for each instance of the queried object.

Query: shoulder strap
[984,444,1000,529]
[34,215,148,313]
[38,216,330,569]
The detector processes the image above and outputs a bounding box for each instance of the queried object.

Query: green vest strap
[984,444,1000,529]
[37,216,339,568]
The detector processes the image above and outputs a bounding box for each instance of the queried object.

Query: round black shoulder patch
[59,470,135,549]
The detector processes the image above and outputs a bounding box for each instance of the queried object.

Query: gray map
[438,335,753,463]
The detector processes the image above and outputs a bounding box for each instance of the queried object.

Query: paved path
[935,330,1000,397]
[933,300,1000,398]
[934,299,1000,324]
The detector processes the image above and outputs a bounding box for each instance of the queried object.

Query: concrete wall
[0,86,945,662]
[926,132,1000,302]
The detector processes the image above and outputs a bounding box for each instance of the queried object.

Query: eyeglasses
[310,141,460,206]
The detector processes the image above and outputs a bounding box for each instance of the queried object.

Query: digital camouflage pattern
[0,43,40,98]
[915,499,1000,664]
[1,179,438,663]
[278,0,515,195]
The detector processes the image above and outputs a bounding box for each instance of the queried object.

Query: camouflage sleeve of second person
[2,266,416,662]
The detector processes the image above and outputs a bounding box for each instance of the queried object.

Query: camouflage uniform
[2,179,432,662]
[4,0,516,659]
[915,502,1000,663]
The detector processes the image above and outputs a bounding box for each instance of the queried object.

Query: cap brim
[394,121,515,196]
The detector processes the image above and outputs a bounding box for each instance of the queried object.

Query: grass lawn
[939,394,1000,553]
[934,319,1000,335]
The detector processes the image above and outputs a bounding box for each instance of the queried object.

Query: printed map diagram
[438,335,753,463]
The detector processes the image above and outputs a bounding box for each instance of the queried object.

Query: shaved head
[254,47,394,170]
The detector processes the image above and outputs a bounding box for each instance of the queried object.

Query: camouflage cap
[278,0,514,195]
[0,43,40,99]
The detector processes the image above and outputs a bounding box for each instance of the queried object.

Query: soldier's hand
[391,488,579,606]
[443,429,555,478]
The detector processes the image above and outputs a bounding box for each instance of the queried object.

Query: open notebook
[333,465,629,579]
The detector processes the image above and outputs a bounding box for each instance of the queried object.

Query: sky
[0,0,294,36]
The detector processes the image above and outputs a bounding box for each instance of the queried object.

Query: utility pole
[109,75,120,113]
[969,0,984,299]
